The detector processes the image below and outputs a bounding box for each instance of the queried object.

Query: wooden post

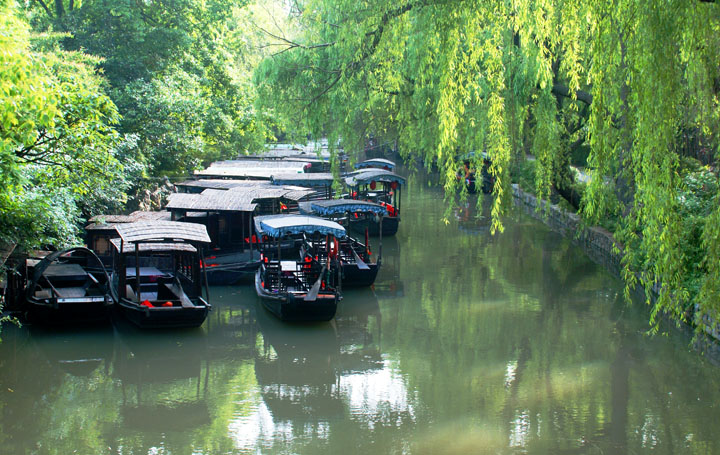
[378,216,383,261]
[118,239,126,300]
[134,242,141,304]
[248,214,253,259]
[365,227,370,262]
[200,246,210,302]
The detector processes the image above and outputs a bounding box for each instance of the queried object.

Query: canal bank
[511,183,720,350]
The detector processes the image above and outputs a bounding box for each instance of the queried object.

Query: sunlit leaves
[256,0,720,333]
[0,2,123,250]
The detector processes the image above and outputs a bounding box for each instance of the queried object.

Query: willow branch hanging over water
[255,0,720,332]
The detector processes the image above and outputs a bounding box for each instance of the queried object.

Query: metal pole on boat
[277,236,281,290]
[134,242,141,304]
[365,227,370,262]
[398,184,401,214]
[248,214,253,259]
[378,216,383,262]
[201,247,210,302]
[337,237,342,297]
[378,216,383,265]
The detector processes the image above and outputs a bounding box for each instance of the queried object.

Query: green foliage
[21,0,275,178]
[255,0,720,333]
[1,1,124,250]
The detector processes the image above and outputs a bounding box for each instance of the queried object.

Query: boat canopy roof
[194,159,310,179]
[86,211,171,230]
[254,215,346,239]
[110,238,198,254]
[114,221,211,245]
[353,158,396,170]
[227,184,314,202]
[166,190,257,213]
[344,169,406,186]
[175,179,252,191]
[458,151,491,162]
[271,173,335,187]
[298,199,387,216]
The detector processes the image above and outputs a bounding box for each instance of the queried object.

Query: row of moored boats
[4,154,406,328]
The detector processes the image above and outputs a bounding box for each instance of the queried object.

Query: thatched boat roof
[166,191,257,213]
[114,221,210,245]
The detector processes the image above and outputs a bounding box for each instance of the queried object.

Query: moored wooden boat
[344,169,405,236]
[298,199,386,287]
[253,215,345,321]
[24,247,114,325]
[457,152,494,194]
[353,158,396,171]
[111,221,212,329]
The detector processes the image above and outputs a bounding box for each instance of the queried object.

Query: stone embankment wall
[511,184,622,276]
[511,184,720,345]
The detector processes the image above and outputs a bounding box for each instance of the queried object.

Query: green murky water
[1,173,719,454]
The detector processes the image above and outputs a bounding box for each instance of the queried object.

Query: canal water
[1,172,720,454]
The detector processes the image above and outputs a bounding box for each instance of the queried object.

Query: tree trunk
[54,0,65,18]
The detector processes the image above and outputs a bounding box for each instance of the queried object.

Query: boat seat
[125,285,137,301]
[161,281,195,308]
[34,287,87,299]
[35,289,52,299]
[56,287,87,298]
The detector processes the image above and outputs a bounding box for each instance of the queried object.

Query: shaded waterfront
[1,173,720,454]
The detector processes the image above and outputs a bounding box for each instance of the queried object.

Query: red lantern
[390,181,398,190]
[370,180,377,190]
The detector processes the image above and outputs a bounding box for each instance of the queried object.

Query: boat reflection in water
[335,288,383,375]
[254,308,343,423]
[112,320,211,433]
[370,235,404,299]
[226,287,417,452]
[453,194,493,236]
[30,325,115,378]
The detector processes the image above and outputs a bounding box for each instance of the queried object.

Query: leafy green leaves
[256,0,720,334]
[0,2,123,250]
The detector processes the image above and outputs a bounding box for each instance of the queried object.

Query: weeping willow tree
[255,0,720,333]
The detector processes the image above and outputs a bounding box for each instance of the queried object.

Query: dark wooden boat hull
[25,296,113,325]
[341,263,380,287]
[349,216,399,237]
[254,270,338,321]
[116,299,209,329]
[205,261,261,285]
[203,250,262,285]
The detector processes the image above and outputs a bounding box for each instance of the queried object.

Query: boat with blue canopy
[344,169,405,236]
[457,151,494,194]
[271,173,335,200]
[353,158,396,171]
[298,199,386,287]
[253,215,345,321]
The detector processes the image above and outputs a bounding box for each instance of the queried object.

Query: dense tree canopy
[1,0,123,250]
[255,0,720,331]
[23,0,277,177]
[0,0,283,256]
